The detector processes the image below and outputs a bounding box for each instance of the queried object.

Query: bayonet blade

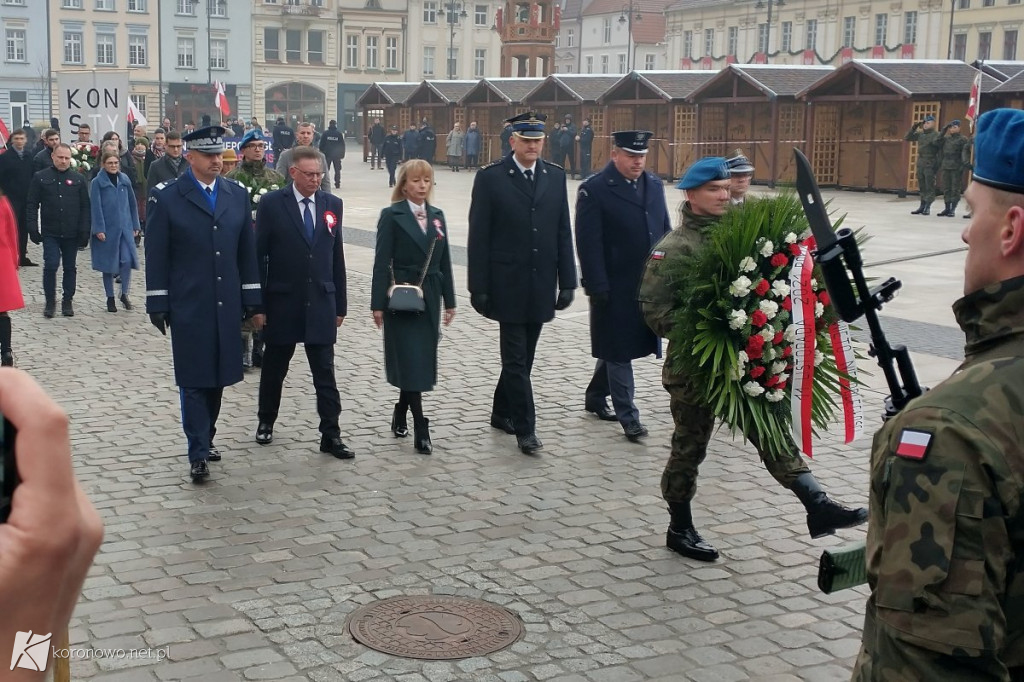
[794,148,837,251]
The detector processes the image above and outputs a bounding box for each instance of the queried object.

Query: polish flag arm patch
[895,428,932,460]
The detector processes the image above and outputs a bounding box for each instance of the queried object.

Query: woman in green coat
[371,159,457,454]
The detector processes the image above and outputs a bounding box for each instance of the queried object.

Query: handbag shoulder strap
[390,208,439,287]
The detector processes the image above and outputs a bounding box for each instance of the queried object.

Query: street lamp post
[754,0,785,60]
[443,2,468,79]
[617,1,642,71]
[947,0,957,59]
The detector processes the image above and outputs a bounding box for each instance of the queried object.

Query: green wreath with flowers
[661,194,859,459]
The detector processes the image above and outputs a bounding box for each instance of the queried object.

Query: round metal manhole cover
[346,595,524,660]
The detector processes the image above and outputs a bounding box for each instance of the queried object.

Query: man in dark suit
[252,146,354,460]
[32,128,60,173]
[0,129,38,266]
[145,126,263,483]
[575,131,671,442]
[467,112,578,454]
[146,131,188,197]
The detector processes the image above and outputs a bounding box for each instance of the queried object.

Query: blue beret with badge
[948,119,961,127]
[972,108,1024,194]
[923,115,935,122]
[183,125,227,153]
[612,130,653,154]
[676,157,731,190]
[507,111,546,139]
[239,129,265,149]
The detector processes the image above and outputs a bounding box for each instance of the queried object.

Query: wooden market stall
[990,71,1024,110]
[689,64,833,187]
[405,80,478,164]
[798,60,1001,193]
[356,82,420,161]
[974,60,1024,82]
[522,74,622,170]
[459,77,543,164]
[597,70,715,178]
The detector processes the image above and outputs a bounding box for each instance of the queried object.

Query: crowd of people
[0,105,1021,679]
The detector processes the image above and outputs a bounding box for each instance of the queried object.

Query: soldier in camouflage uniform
[637,157,867,562]
[905,115,942,215]
[854,107,1024,681]
[226,129,284,369]
[936,119,971,217]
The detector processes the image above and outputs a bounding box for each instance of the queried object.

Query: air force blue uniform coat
[575,162,671,362]
[255,187,347,345]
[467,154,577,324]
[145,171,262,388]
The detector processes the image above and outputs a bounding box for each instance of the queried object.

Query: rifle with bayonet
[792,148,926,594]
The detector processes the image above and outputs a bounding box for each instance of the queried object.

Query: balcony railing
[282,3,323,17]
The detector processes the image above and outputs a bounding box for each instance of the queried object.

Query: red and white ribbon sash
[788,244,817,457]
[828,321,864,443]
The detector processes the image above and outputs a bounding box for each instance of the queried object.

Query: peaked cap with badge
[725,149,755,174]
[612,130,653,154]
[183,125,227,154]
[507,112,547,139]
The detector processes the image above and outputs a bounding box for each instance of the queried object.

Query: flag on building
[966,68,983,131]
[127,99,148,128]
[215,81,231,117]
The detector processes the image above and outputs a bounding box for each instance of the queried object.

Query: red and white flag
[966,69,982,131]
[895,429,932,460]
[214,80,231,117]
[0,117,9,148]
[127,99,148,127]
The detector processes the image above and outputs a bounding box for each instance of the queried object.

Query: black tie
[524,169,533,183]
[205,186,213,196]
[629,179,638,191]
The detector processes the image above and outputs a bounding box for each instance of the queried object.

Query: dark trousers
[465,154,478,169]
[326,155,342,186]
[9,200,28,261]
[386,157,399,186]
[492,322,543,435]
[370,144,384,167]
[180,387,223,463]
[258,343,340,438]
[41,235,79,302]
[585,359,639,425]
[580,150,592,178]
[558,147,577,175]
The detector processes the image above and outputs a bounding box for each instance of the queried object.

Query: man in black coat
[560,114,577,178]
[318,119,346,189]
[367,118,386,169]
[381,124,403,188]
[418,120,437,165]
[575,131,671,442]
[146,131,189,197]
[271,117,294,165]
[577,118,595,179]
[500,122,513,157]
[32,129,60,173]
[467,112,578,454]
[401,123,419,161]
[26,144,90,318]
[252,146,354,460]
[0,129,38,266]
[145,126,263,482]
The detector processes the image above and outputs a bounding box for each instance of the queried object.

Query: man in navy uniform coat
[145,126,262,482]
[575,131,671,442]
[252,146,354,460]
[467,112,578,454]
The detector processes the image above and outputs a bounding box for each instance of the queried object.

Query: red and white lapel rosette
[324,210,338,236]
[432,218,444,240]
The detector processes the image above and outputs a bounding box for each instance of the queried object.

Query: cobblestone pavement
[9,160,969,681]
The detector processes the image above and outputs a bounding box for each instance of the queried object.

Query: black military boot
[948,200,960,218]
[666,502,719,561]
[910,200,926,215]
[790,473,868,539]
[936,202,952,217]
[920,201,931,215]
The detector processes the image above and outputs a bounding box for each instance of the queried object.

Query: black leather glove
[243,306,259,320]
[470,293,490,316]
[29,231,42,245]
[589,292,609,308]
[78,233,90,249]
[554,289,574,311]
[149,312,169,335]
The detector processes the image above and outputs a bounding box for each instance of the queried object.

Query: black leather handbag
[387,233,438,314]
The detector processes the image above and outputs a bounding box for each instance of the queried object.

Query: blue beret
[676,157,731,190]
[972,108,1024,194]
[949,119,961,127]
[239,129,265,148]
[923,115,935,122]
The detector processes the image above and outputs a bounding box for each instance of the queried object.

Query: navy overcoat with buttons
[145,171,261,388]
[467,154,577,324]
[575,161,671,361]
[255,186,347,346]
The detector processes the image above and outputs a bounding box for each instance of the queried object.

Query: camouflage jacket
[938,132,971,171]
[227,161,285,195]
[853,275,1024,681]
[904,125,942,168]
[638,201,720,385]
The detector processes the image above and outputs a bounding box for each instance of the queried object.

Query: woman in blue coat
[90,150,140,312]
[370,159,457,454]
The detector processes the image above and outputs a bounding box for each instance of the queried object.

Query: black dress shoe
[489,414,515,434]
[61,299,74,317]
[120,294,133,311]
[207,445,221,462]
[585,402,617,421]
[666,525,719,562]
[623,420,649,442]
[1,351,13,367]
[190,460,210,481]
[320,435,355,459]
[413,417,432,454]
[106,297,117,313]
[516,433,543,454]
[20,257,37,267]
[255,422,273,445]
[43,301,55,318]
[391,403,409,438]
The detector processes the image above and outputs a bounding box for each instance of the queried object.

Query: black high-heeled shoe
[413,417,432,454]
[391,403,409,438]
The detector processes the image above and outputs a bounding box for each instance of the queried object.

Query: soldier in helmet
[638,157,867,562]
[905,115,943,215]
[853,107,1024,681]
